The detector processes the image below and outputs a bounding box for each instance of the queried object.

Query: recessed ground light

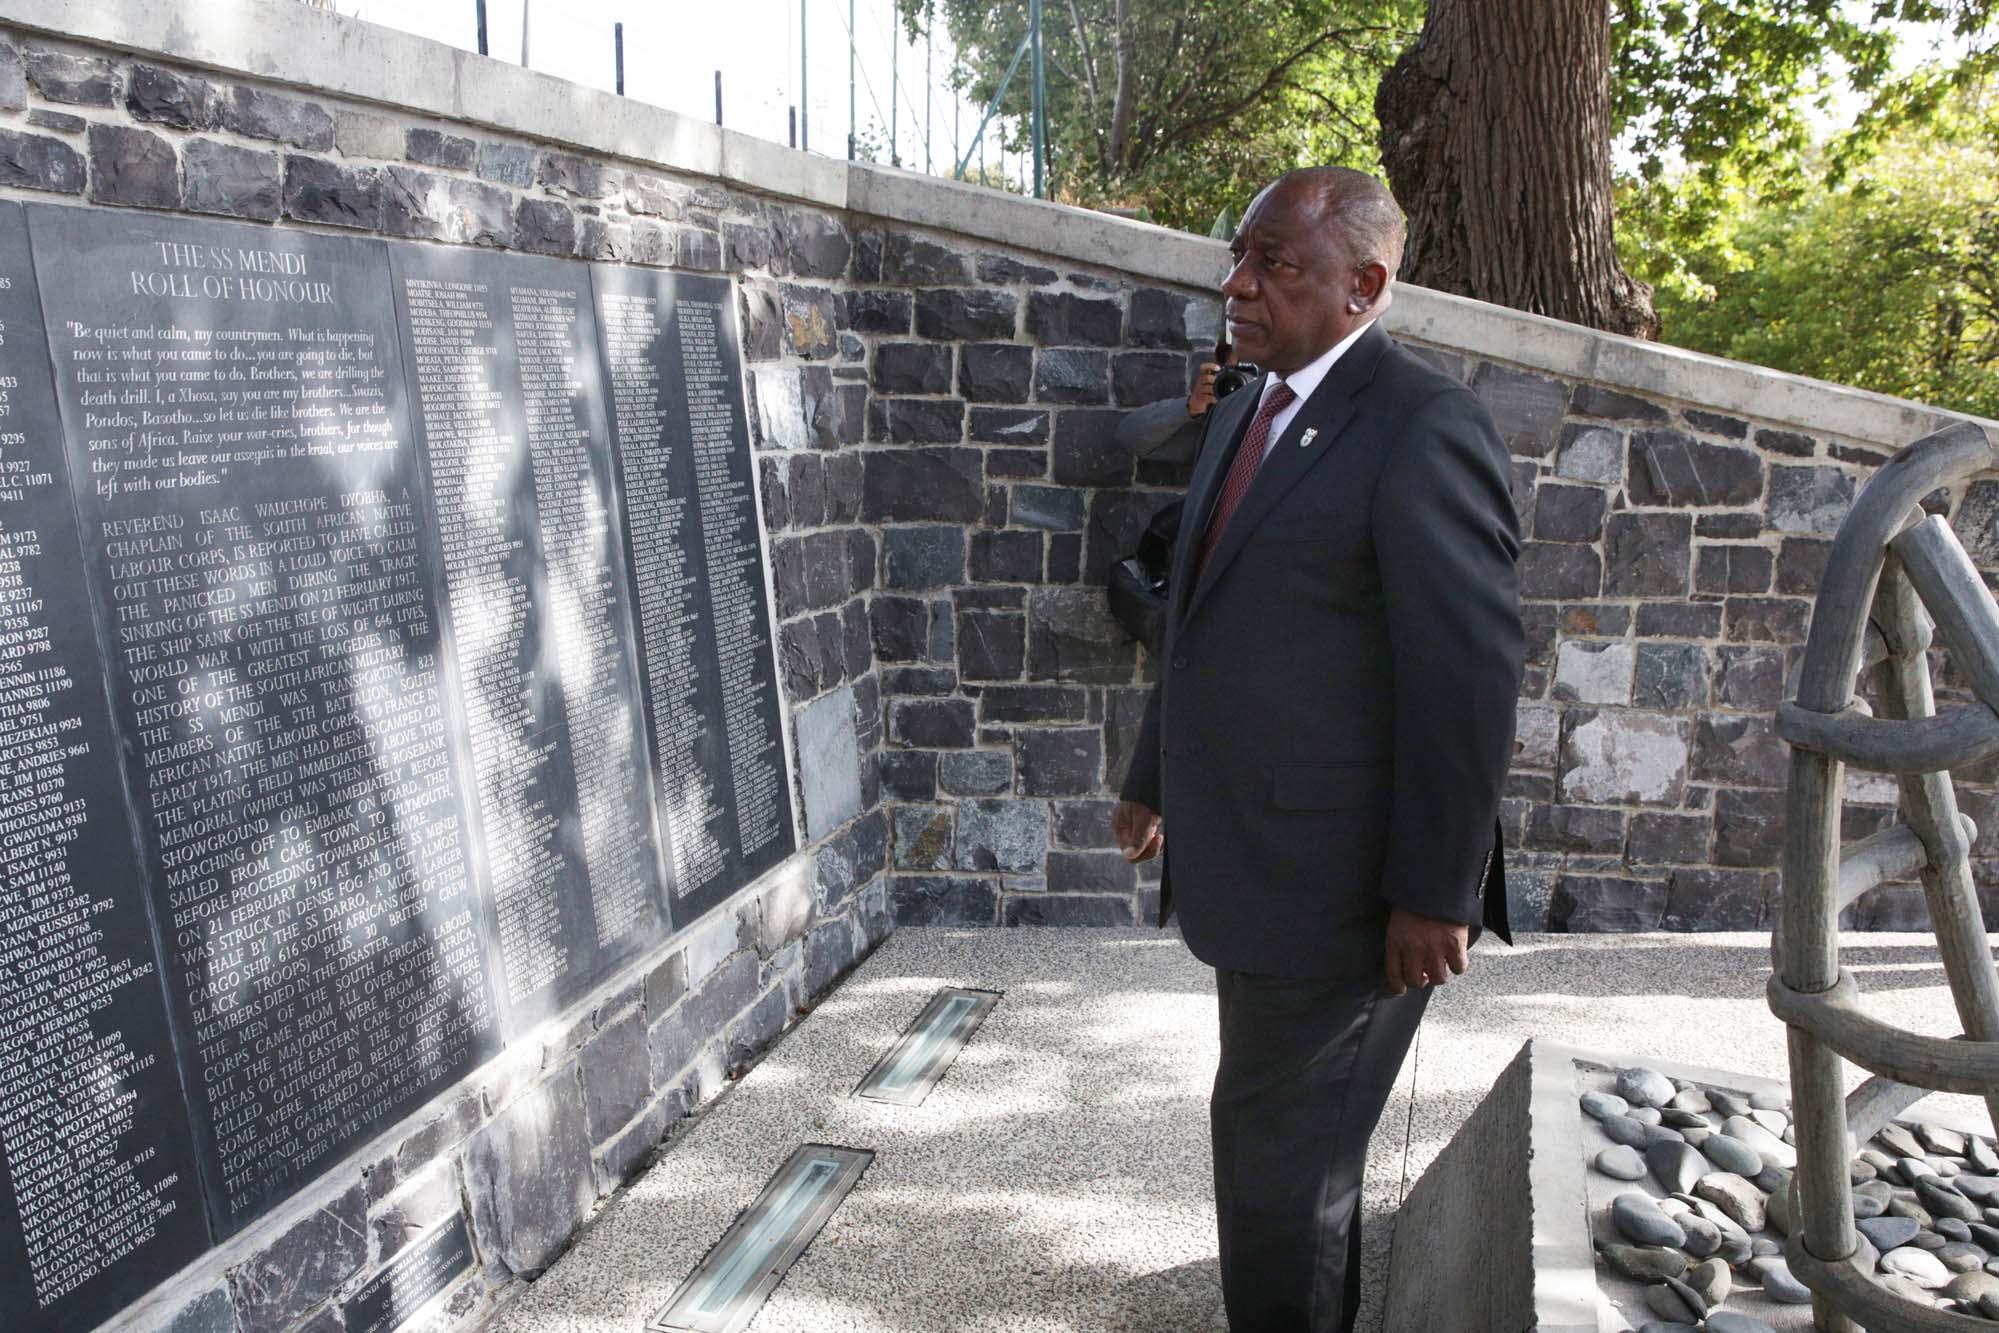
[648,1144,873,1333]
[853,987,1000,1106]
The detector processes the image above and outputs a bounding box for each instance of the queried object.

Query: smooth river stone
[1694,1172,1767,1232]
[1752,1237,1781,1257]
[1669,1087,1711,1114]
[1602,1113,1652,1150]
[1880,1123,1927,1159]
[1709,1090,1752,1117]
[1882,1245,1953,1289]
[1722,1115,1796,1168]
[1644,1277,1705,1323]
[1860,1148,1900,1175]
[1921,1123,1968,1156]
[1890,1198,1936,1227]
[1617,1067,1678,1109]
[1580,1089,1629,1120]
[1945,1269,1999,1302]
[1701,1133,1763,1177]
[1660,1109,1708,1130]
[1635,1324,1698,1333]
[1956,1174,1999,1206]
[1628,1106,1665,1127]
[1613,1192,1687,1248]
[1677,1213,1720,1259]
[1644,1125,1686,1148]
[1852,1160,1878,1184]
[1600,1243,1687,1282]
[1909,1229,1949,1251]
[1970,1221,1999,1252]
[1939,1217,1974,1243]
[1681,1126,1712,1148]
[1940,1241,1987,1273]
[1749,1106,1789,1135]
[1684,1256,1729,1307]
[1900,1157,1940,1185]
[1858,1215,1921,1251]
[1649,1139,1709,1200]
[1970,1137,1999,1174]
[1706,1314,1778,1333]
[1751,1255,1812,1304]
[1918,1177,1982,1223]
[1595,1144,1646,1181]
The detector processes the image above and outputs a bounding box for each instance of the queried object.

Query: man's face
[1222,183,1362,374]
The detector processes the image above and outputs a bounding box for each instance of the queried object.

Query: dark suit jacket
[1120,322,1524,980]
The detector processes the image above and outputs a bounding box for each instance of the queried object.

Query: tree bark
[1375,0,1659,339]
[1108,0,1135,168]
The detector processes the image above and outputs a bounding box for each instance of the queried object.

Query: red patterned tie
[1198,379,1296,574]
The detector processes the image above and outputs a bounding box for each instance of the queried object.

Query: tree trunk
[1108,0,1136,169]
[1375,0,1658,339]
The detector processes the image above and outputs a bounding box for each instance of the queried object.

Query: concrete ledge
[8,0,1986,447]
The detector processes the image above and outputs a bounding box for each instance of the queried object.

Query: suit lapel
[1181,323,1392,626]
[1169,381,1260,614]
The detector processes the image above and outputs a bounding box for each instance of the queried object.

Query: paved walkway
[486,928,1990,1333]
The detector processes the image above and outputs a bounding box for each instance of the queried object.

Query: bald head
[1266,167,1406,277]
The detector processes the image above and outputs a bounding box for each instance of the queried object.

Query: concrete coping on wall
[12,0,1985,449]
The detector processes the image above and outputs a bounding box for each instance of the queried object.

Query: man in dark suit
[1113,167,1524,1333]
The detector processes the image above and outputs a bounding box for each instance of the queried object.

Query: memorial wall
[0,199,793,1331]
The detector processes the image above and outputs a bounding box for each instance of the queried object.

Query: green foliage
[907,0,1420,232]
[1648,130,1999,416]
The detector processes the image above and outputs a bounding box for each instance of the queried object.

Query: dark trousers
[1210,968,1431,1333]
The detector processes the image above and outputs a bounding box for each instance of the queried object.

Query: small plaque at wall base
[854,987,1001,1106]
[342,1215,474,1333]
[649,1144,872,1333]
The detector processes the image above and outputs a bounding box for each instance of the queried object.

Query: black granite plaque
[342,1213,473,1333]
[28,205,502,1236]
[388,244,668,1031]
[591,268,794,923]
[0,202,210,1332]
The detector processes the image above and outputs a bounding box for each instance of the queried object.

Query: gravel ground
[484,927,1991,1333]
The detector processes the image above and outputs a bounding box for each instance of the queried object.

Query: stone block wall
[3,2,1993,1328]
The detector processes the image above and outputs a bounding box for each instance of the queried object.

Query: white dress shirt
[1253,318,1377,461]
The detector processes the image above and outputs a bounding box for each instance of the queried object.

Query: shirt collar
[1263,318,1377,409]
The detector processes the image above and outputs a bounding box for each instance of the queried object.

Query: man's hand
[1187,362,1220,418]
[1113,799,1163,863]
[1383,907,1469,996]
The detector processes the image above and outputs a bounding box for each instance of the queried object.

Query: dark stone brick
[825,454,863,521]
[971,406,1051,445]
[846,288,912,334]
[955,587,1027,611]
[1006,893,1135,926]
[873,342,952,395]
[126,63,222,130]
[405,127,477,168]
[1471,363,1569,456]
[1569,383,1670,421]
[225,87,334,149]
[88,124,179,210]
[878,750,938,801]
[1772,537,1830,596]
[883,232,967,284]
[26,109,80,132]
[25,48,116,107]
[777,454,816,528]
[1524,804,1625,853]
[509,195,578,254]
[725,220,771,270]
[1695,544,1774,595]
[960,609,1027,679]
[578,1011,651,1142]
[578,217,630,264]
[1756,427,1817,457]
[1035,349,1111,404]
[893,804,955,870]
[1113,351,1190,407]
[1054,799,1117,847]
[769,209,850,277]
[229,1181,368,1330]
[843,601,872,678]
[893,876,999,925]
[1126,287,1200,349]
[1714,788,1785,867]
[1664,868,1772,929]
[883,525,966,590]
[979,685,1090,723]
[0,40,23,114]
[978,253,1058,285]
[673,225,723,271]
[1724,596,1811,644]
[1636,602,1724,639]
[1695,512,1764,538]
[381,166,513,246]
[863,449,983,523]
[1633,642,1708,710]
[960,343,1032,402]
[1559,603,1631,637]
[1016,726,1102,795]
[739,283,782,359]
[868,397,966,444]
[1551,875,1666,931]
[1029,586,1136,684]
[1407,345,1467,380]
[871,596,929,662]
[955,798,1048,870]
[1011,484,1087,531]
[884,666,958,695]
[1531,483,1605,542]
[1085,489,1179,584]
[1692,713,1788,787]
[1052,408,1132,487]
[813,377,867,447]
[914,287,1017,339]
[782,284,840,359]
[845,528,878,595]
[851,228,884,281]
[1518,542,1601,600]
[1604,512,1690,597]
[890,698,976,748]
[819,809,889,911]
[971,530,1043,584]
[622,173,686,221]
[939,749,1013,796]
[182,137,282,221]
[1046,849,1138,895]
[1048,534,1083,582]
[0,128,83,194]
[1768,464,1856,535]
[1628,429,1764,506]
[472,140,536,186]
[536,150,619,199]
[779,616,840,700]
[1027,291,1123,346]
[159,1285,235,1333]
[988,448,1046,479]
[1626,811,1711,865]
[1714,645,1785,711]
[1683,409,1749,439]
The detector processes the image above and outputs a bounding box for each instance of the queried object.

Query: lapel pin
[1299,428,1318,448]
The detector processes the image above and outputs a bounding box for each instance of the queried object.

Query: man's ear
[1349,261,1391,315]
